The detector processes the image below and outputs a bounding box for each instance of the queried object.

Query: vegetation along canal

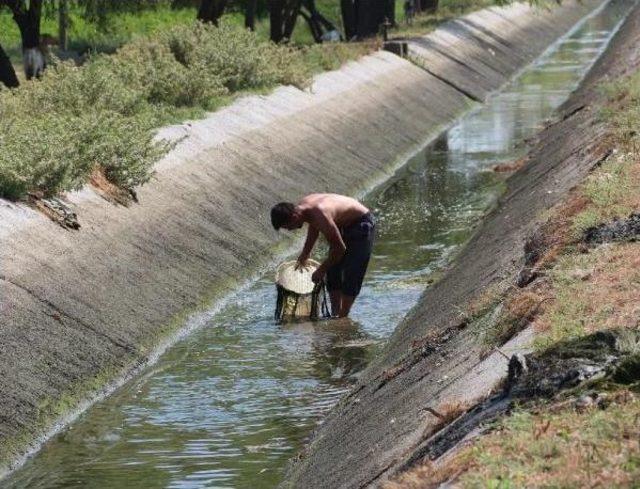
[4,1,633,487]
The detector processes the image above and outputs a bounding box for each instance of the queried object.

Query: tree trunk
[171,0,199,8]
[245,0,257,30]
[301,0,340,42]
[355,0,387,38]
[268,0,301,43]
[58,0,69,51]
[420,0,438,13]
[0,42,19,88]
[197,0,227,24]
[7,0,45,79]
[386,0,396,26]
[340,0,357,40]
[283,0,302,39]
[268,0,285,42]
[300,9,322,42]
[341,0,391,40]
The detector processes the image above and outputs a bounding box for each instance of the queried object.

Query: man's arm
[298,225,319,266]
[307,207,346,282]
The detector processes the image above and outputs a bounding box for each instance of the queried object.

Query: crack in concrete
[410,36,497,80]
[407,54,483,102]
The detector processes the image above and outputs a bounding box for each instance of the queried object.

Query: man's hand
[311,266,326,284]
[296,253,309,270]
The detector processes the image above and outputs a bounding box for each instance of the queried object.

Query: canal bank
[283,1,640,487]
[0,0,608,480]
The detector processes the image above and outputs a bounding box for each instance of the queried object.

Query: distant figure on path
[271,194,375,318]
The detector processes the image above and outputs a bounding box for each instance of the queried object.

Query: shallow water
[4,2,634,487]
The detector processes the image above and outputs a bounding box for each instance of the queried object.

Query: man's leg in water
[338,295,356,317]
[326,262,343,316]
[329,290,342,316]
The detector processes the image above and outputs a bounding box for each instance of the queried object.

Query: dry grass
[390,392,640,489]
[505,290,544,320]
[533,192,590,266]
[423,400,469,433]
[533,242,640,347]
[456,393,640,488]
[492,157,528,173]
[384,458,465,489]
[569,72,640,236]
[383,402,471,489]
[465,281,509,320]
[482,289,547,348]
[89,167,136,205]
[571,154,640,237]
[453,162,640,486]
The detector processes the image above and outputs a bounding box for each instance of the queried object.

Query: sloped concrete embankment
[282,2,640,488]
[0,0,602,476]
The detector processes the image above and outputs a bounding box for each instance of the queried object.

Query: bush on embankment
[0,22,311,200]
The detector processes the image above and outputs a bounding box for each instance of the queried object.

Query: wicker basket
[274,260,328,322]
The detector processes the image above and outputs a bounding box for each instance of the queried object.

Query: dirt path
[282,3,640,487]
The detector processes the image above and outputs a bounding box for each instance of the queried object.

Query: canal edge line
[0,0,604,478]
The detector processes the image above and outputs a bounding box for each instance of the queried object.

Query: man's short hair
[271,202,295,230]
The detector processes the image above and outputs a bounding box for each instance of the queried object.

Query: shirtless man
[271,194,376,317]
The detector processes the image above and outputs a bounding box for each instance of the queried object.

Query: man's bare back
[297,194,369,229]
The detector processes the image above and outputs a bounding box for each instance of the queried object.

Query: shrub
[106,37,228,109]
[1,59,144,117]
[0,20,313,201]
[0,109,164,199]
[164,22,310,92]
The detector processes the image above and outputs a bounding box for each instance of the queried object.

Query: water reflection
[4,1,633,488]
[282,318,375,382]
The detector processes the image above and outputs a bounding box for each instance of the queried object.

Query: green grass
[388,30,640,489]
[568,71,640,236]
[0,0,495,62]
[0,1,377,201]
[458,68,640,487]
[0,4,198,62]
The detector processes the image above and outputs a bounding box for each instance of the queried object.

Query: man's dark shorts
[326,212,375,297]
